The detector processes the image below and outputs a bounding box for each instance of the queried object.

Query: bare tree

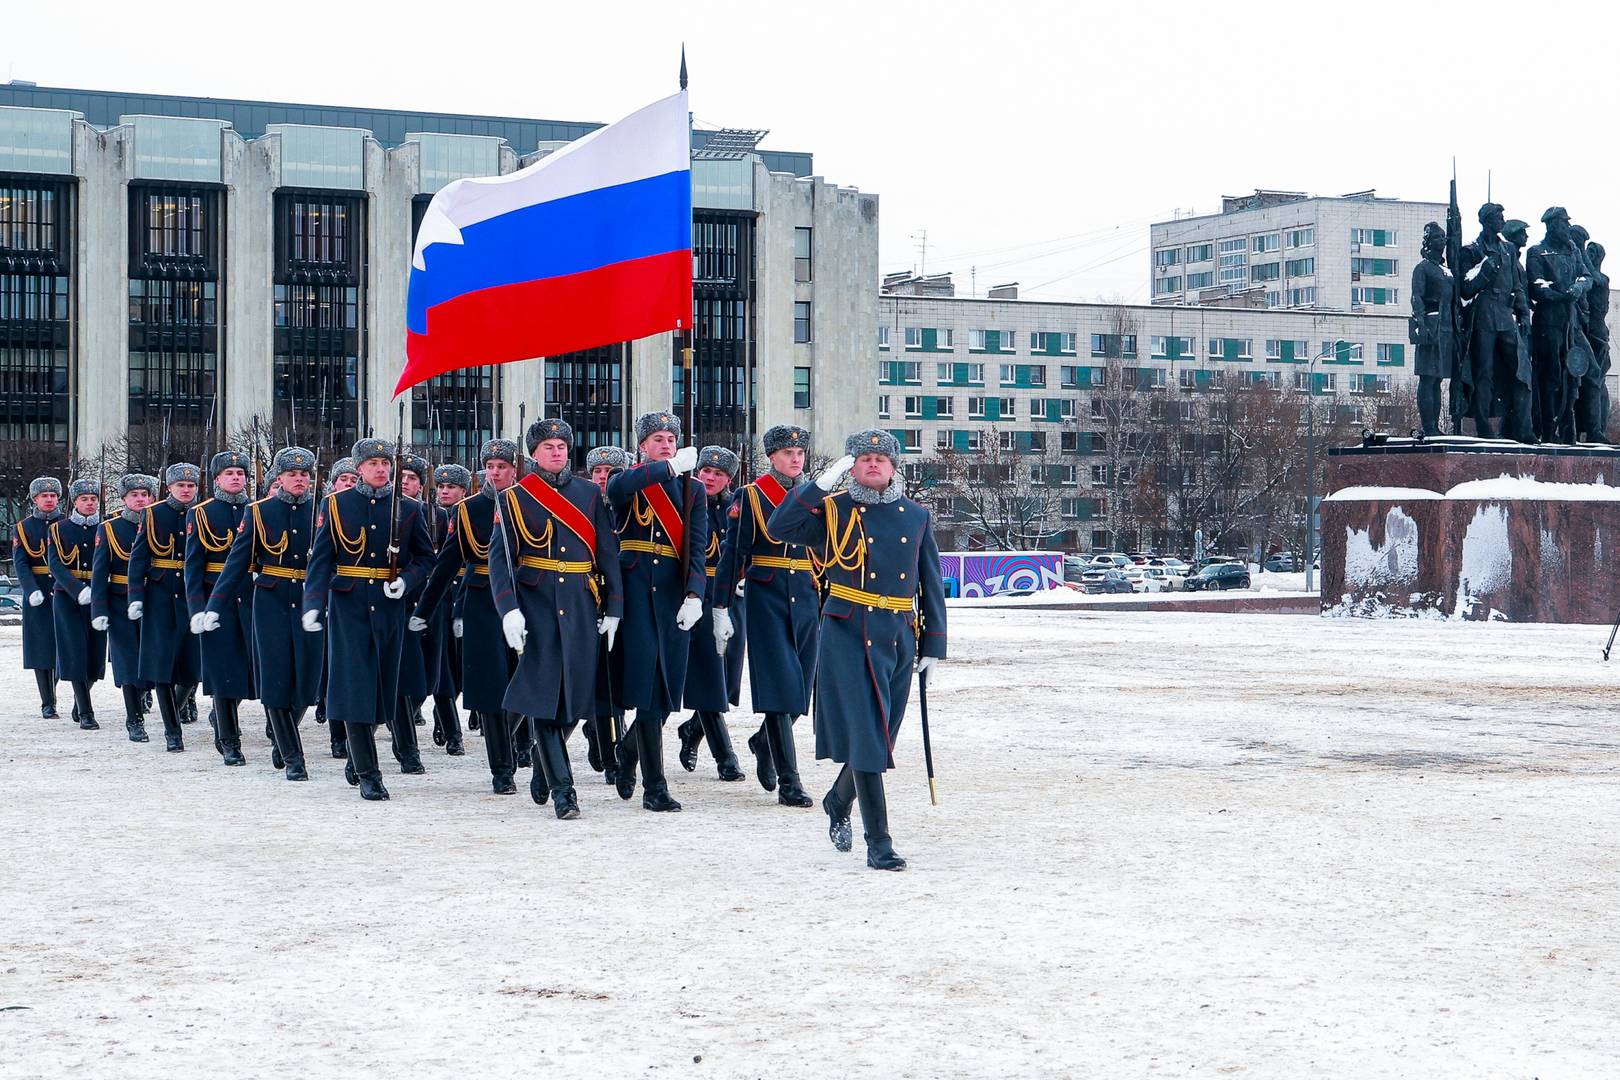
[926,426,1067,550]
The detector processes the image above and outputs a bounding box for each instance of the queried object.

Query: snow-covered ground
[2,612,1617,1078]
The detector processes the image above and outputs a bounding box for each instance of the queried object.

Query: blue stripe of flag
[407,169,692,335]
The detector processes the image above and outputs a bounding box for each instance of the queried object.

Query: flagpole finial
[679,44,688,91]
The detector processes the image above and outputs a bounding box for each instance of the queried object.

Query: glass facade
[123,115,227,182]
[545,345,627,468]
[127,183,222,458]
[0,174,71,454]
[273,191,364,462]
[269,125,366,190]
[686,209,756,448]
[0,107,75,174]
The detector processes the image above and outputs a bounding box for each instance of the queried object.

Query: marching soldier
[185,451,257,766]
[768,431,948,871]
[713,424,820,807]
[414,439,521,792]
[48,479,108,730]
[129,463,203,751]
[13,477,63,718]
[489,418,623,819]
[605,411,708,812]
[418,463,470,756]
[386,450,437,775]
[677,446,746,781]
[313,456,359,751]
[206,447,322,781]
[303,437,435,801]
[92,474,159,742]
[583,444,630,785]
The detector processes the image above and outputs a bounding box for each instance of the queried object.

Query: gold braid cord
[101,520,132,563]
[50,521,80,566]
[505,487,555,553]
[144,506,176,559]
[253,503,290,557]
[751,484,823,587]
[457,500,489,561]
[813,494,867,579]
[326,493,366,557]
[192,502,235,554]
[15,522,44,561]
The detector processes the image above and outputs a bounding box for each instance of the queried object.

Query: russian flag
[398,90,693,397]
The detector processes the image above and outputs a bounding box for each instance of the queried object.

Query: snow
[1344,507,1420,587]
[1456,504,1513,618]
[1448,474,1620,501]
[1324,486,1442,502]
[3,612,1618,1077]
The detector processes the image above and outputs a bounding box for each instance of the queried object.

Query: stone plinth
[1320,439,1620,622]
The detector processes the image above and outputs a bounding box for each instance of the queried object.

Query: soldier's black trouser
[478,710,517,781]
[763,712,802,789]
[825,766,897,860]
[34,669,56,711]
[617,710,671,795]
[266,707,306,770]
[693,710,738,768]
[154,684,182,743]
[345,721,382,784]
[69,679,94,723]
[388,695,423,768]
[431,692,463,749]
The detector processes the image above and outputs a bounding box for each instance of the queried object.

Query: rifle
[1446,170,1470,433]
[388,400,404,581]
[1604,608,1620,661]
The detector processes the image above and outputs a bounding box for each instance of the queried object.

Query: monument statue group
[1411,191,1611,445]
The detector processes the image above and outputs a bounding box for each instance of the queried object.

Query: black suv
[1185,562,1251,592]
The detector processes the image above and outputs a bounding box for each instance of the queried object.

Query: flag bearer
[92,474,158,742]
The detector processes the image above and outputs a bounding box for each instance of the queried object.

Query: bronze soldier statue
[1526,207,1595,443]
[1410,222,1454,437]
[1458,203,1534,442]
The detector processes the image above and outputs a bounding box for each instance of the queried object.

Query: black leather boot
[537,726,579,820]
[597,716,622,786]
[768,713,812,807]
[391,697,425,774]
[526,720,550,806]
[636,714,681,812]
[584,715,604,772]
[481,712,516,794]
[824,766,855,852]
[677,714,703,772]
[613,718,639,800]
[268,708,308,781]
[747,721,777,792]
[433,692,464,754]
[122,687,150,742]
[468,712,481,732]
[699,711,744,781]
[854,770,905,870]
[155,684,184,751]
[179,684,199,724]
[72,680,97,729]
[36,670,57,719]
[217,698,246,766]
[345,722,389,800]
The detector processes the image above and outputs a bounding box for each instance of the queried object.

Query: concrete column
[72,122,131,460]
[365,138,416,434]
[223,129,277,437]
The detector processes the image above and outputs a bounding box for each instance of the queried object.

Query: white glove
[503,608,527,653]
[28,590,43,608]
[452,617,463,639]
[383,578,406,600]
[597,614,620,650]
[189,612,207,634]
[301,610,323,633]
[670,445,699,474]
[675,595,703,632]
[127,600,142,620]
[91,615,109,631]
[408,615,428,632]
[816,454,855,491]
[916,656,940,678]
[77,586,92,606]
[734,579,746,599]
[201,611,221,633]
[712,607,735,655]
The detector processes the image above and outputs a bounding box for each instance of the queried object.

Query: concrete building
[1149,190,1444,313]
[879,280,1418,552]
[0,84,876,487]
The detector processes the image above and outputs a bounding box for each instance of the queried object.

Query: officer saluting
[490,418,623,819]
[13,477,63,719]
[582,444,631,787]
[185,450,257,766]
[713,424,820,807]
[129,464,203,751]
[606,411,709,813]
[206,447,322,781]
[413,439,521,793]
[768,431,948,871]
[48,479,108,730]
[92,474,159,742]
[677,445,746,781]
[303,437,435,801]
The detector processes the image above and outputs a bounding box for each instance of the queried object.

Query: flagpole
[680,45,696,445]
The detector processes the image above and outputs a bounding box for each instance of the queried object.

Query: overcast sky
[8,0,1609,302]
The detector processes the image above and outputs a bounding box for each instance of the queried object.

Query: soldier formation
[1412,202,1611,443]
[9,414,947,870]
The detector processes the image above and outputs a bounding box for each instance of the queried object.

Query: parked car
[1063,556,1090,584]
[1186,562,1252,591]
[1089,553,1134,569]
[1146,557,1190,575]
[1140,566,1184,591]
[1121,567,1148,591]
[1194,555,1242,571]
[0,594,20,614]
[1079,568,1134,594]
[1263,552,1298,572]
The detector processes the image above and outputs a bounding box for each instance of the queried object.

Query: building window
[877,394,891,419]
[0,178,72,450]
[1060,365,1083,389]
[1252,233,1280,253]
[1285,257,1315,277]
[1286,287,1317,307]
[1218,237,1247,284]
[692,218,743,285]
[1186,243,1212,263]
[1251,262,1280,282]
[1350,228,1398,247]
[880,360,921,386]
[1247,371,1279,388]
[1090,334,1136,359]
[899,429,921,453]
[1150,336,1194,360]
[1286,227,1315,248]
[1154,276,1182,296]
[968,397,987,421]
[793,366,811,409]
[1208,337,1253,361]
[999,430,1016,451]
[936,429,954,451]
[793,301,812,343]
[1352,257,1399,277]
[878,325,890,349]
[1178,368,1198,390]
[1154,248,1180,267]
[1376,343,1405,367]
[1320,341,1364,364]
[934,396,954,419]
[1030,331,1076,354]
[793,227,812,283]
[904,396,923,419]
[1060,430,1080,452]
[1265,339,1310,362]
[1186,271,1214,290]
[1351,286,1399,307]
